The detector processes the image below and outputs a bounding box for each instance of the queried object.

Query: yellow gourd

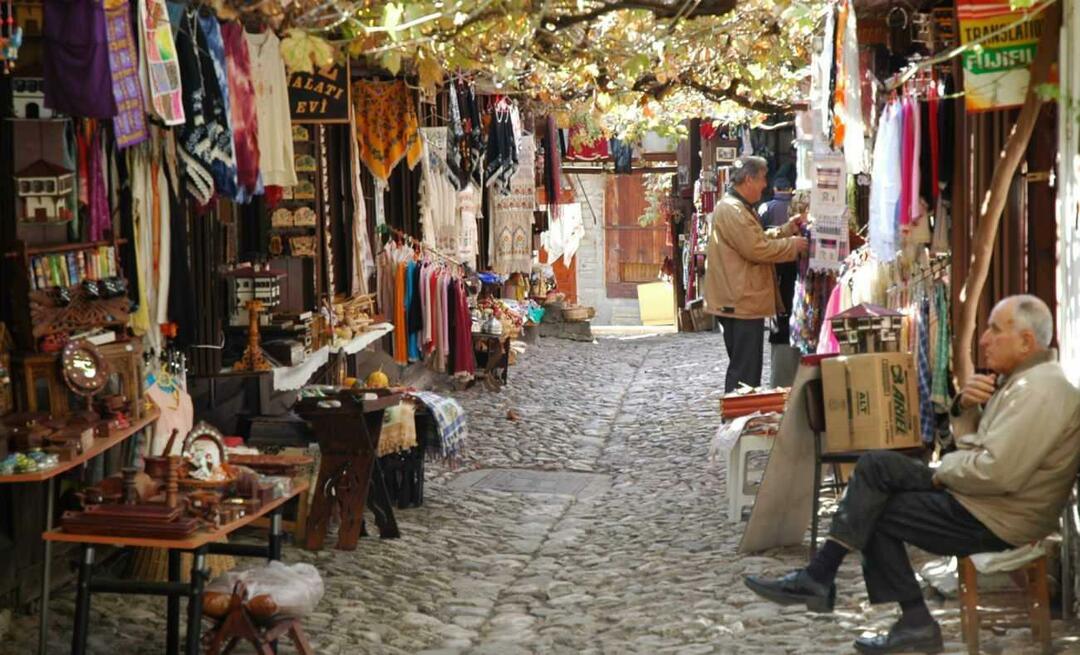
[365,368,390,389]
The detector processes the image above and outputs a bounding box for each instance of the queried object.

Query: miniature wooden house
[16,160,74,222]
[226,266,286,327]
[830,303,905,355]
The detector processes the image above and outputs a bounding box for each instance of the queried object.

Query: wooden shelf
[42,481,309,550]
[0,407,160,485]
[5,239,129,258]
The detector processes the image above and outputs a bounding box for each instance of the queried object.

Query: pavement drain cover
[449,469,610,499]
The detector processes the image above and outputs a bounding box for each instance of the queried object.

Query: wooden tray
[61,507,200,539]
[75,503,183,521]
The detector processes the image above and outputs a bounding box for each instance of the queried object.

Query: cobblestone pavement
[5,331,1080,653]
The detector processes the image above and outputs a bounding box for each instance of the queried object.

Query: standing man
[704,157,808,393]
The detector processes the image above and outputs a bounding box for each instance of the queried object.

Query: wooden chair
[202,581,314,655]
[803,378,924,558]
[958,552,1052,655]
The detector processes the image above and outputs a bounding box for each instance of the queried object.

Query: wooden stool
[958,553,1052,655]
[202,582,314,655]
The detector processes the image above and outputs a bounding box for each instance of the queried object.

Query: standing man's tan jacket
[704,195,802,319]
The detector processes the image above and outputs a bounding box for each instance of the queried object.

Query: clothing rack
[385,226,466,274]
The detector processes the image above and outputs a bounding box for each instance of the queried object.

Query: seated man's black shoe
[743,569,836,613]
[853,619,944,654]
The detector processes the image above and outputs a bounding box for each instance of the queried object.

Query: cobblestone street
[5,332,1080,654]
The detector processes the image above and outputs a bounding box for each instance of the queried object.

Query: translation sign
[956,0,1048,112]
[288,62,350,124]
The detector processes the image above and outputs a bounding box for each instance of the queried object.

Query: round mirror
[61,341,109,397]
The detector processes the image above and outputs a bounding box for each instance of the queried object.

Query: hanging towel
[407,391,467,462]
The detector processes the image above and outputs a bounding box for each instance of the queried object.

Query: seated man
[745,294,1080,654]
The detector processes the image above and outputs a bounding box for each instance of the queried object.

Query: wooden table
[294,391,401,550]
[44,481,309,655]
[0,407,160,655]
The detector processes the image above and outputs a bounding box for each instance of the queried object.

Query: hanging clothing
[457,184,481,266]
[43,0,116,118]
[541,202,585,266]
[869,101,902,261]
[419,127,459,256]
[610,138,633,174]
[541,116,563,211]
[172,8,224,204]
[832,0,865,173]
[198,15,238,199]
[485,100,518,194]
[83,121,112,241]
[490,136,536,275]
[137,0,184,126]
[245,30,297,187]
[104,0,148,149]
[917,297,935,444]
[351,80,423,183]
[221,23,260,201]
[348,100,375,292]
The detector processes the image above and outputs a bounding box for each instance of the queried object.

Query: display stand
[0,406,160,655]
[294,391,401,550]
[44,482,308,655]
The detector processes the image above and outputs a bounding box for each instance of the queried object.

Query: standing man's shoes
[853,620,944,654]
[743,569,836,613]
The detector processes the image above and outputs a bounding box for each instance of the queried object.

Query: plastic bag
[205,561,324,618]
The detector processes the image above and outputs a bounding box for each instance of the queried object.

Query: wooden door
[604,173,670,298]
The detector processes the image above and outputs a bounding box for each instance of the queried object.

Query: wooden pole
[953,0,1062,386]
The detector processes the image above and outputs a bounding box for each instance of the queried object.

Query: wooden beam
[953,0,1061,386]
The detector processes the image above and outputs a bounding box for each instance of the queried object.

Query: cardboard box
[820,352,922,452]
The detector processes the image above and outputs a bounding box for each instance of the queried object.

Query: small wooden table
[0,407,160,655]
[43,481,309,655]
[294,391,401,550]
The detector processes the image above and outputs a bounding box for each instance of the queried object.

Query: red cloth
[565,126,610,161]
[221,23,261,198]
[928,86,940,203]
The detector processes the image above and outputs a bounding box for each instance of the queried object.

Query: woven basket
[562,307,590,322]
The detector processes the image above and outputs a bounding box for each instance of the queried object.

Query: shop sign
[288,62,350,123]
[956,0,1047,112]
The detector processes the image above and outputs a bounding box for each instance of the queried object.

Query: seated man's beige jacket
[937,350,1080,546]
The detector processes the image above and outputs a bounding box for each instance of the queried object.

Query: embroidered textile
[407,391,467,462]
[352,80,423,183]
[138,0,184,125]
[105,1,148,149]
[491,137,536,275]
[379,403,418,457]
[484,102,518,194]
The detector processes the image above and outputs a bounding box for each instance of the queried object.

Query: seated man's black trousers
[828,450,1013,604]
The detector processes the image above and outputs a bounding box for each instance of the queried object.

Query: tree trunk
[953,1,1062,386]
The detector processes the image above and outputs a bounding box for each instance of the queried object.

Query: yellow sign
[956,0,1045,112]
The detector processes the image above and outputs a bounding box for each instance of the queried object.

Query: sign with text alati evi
[288,62,350,124]
[956,0,1052,112]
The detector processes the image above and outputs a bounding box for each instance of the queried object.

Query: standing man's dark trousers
[831,451,1012,604]
[719,317,764,393]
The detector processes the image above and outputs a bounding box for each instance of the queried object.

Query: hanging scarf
[542,116,562,218]
[137,0,184,126]
[348,99,375,292]
[173,9,215,204]
[197,14,238,199]
[220,23,260,201]
[88,122,111,241]
[351,79,422,183]
[491,137,535,275]
[104,0,148,149]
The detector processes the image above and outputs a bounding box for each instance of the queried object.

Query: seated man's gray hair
[730,156,768,186]
[1011,294,1054,347]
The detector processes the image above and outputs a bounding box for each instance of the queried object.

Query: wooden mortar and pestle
[144,429,181,480]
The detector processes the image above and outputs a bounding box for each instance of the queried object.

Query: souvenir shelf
[4,238,131,352]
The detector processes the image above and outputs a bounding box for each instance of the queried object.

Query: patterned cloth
[379,402,418,457]
[931,282,952,409]
[104,1,148,149]
[197,15,237,199]
[220,23,260,201]
[917,297,935,445]
[408,391,468,462]
[490,136,535,275]
[137,0,184,126]
[352,80,423,183]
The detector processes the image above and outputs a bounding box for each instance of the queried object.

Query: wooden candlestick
[121,466,138,505]
[234,300,271,372]
[165,456,180,509]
